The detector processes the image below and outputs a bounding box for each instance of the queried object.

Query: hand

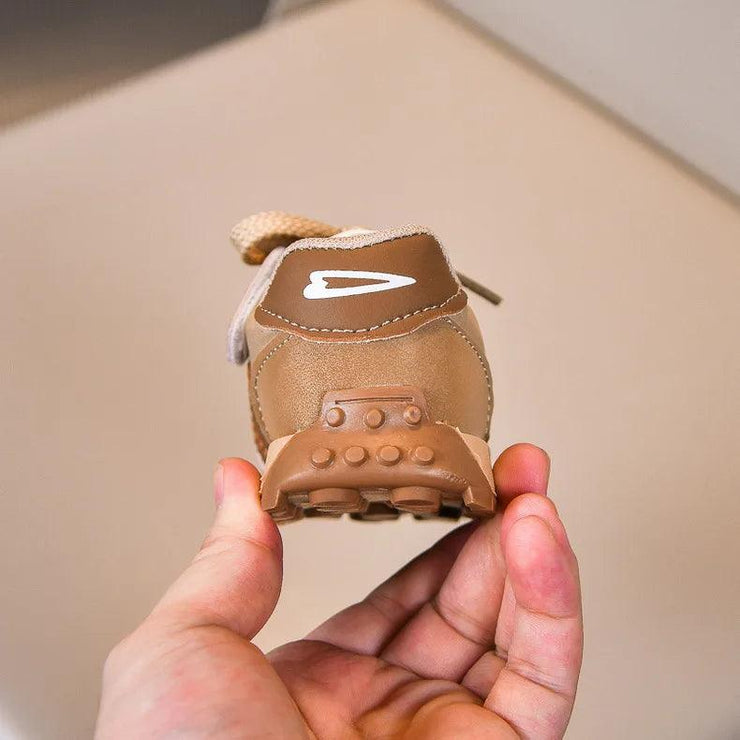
[96,444,582,739]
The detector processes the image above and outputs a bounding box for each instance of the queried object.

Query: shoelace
[456,272,502,306]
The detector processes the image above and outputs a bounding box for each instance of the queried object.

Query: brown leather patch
[254,232,467,341]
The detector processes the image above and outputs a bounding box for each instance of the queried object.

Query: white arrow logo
[303,269,417,300]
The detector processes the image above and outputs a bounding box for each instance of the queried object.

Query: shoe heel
[259,386,496,523]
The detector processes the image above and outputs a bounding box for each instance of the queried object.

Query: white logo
[303,269,417,300]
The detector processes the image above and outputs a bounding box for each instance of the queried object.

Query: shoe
[227,212,501,522]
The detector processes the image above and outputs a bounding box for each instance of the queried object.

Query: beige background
[1,0,739,737]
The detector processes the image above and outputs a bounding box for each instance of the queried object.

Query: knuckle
[196,526,278,564]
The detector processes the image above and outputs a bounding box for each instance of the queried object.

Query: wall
[445,0,740,195]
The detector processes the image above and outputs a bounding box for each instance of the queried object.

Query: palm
[270,640,504,737]
[97,446,582,739]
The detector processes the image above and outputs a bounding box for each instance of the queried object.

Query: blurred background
[2,0,739,194]
[1,1,738,738]
[0,0,269,127]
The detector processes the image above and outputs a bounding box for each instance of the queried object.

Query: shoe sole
[260,386,496,522]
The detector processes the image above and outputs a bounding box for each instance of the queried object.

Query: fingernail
[516,514,558,549]
[213,463,225,507]
[530,513,569,555]
[539,515,557,540]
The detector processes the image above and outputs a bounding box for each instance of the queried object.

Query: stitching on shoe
[443,317,493,431]
[252,335,292,444]
[258,289,463,333]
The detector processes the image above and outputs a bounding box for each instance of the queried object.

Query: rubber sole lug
[260,386,496,523]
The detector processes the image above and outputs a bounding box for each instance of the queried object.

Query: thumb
[150,458,283,640]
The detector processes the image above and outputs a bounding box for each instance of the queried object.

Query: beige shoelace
[230,212,341,265]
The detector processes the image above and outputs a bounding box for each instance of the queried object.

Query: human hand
[96,444,582,739]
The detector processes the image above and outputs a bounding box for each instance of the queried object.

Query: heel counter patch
[255,228,467,341]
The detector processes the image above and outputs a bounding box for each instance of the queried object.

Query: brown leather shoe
[227,212,500,522]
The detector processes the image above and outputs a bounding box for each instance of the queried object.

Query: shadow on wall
[0,0,269,128]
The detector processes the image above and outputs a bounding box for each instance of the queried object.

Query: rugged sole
[260,386,496,522]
